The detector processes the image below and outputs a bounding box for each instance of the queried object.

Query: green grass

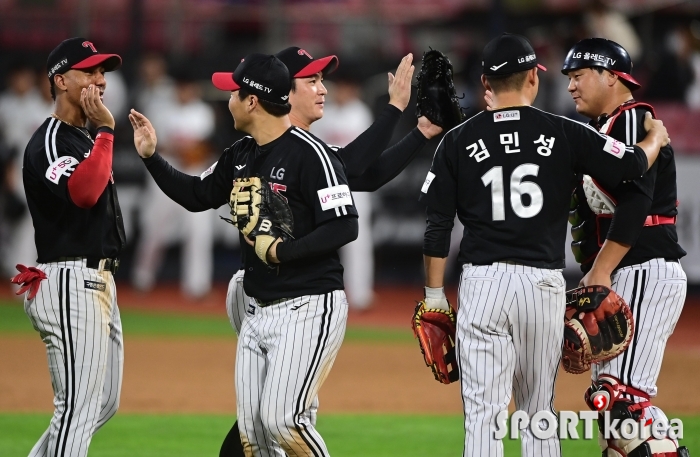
[2,413,697,456]
[0,301,414,342]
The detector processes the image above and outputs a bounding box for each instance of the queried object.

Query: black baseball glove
[222,176,294,265]
[415,49,466,130]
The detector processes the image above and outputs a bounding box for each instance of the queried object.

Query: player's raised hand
[129,109,157,158]
[417,116,443,139]
[388,53,414,112]
[80,84,115,129]
[643,111,670,147]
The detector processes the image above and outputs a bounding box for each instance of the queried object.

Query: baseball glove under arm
[412,297,459,384]
[562,285,634,374]
[222,176,294,265]
[415,49,466,130]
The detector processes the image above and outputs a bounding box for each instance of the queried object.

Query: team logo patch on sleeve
[603,136,626,158]
[317,184,353,211]
[84,280,106,292]
[421,172,435,193]
[45,156,79,184]
[200,161,218,179]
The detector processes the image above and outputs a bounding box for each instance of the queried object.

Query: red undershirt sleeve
[67,127,114,209]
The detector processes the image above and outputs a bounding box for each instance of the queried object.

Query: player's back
[422,105,648,269]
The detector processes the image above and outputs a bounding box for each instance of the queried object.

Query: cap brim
[72,54,122,72]
[212,72,241,91]
[294,55,339,78]
[611,70,641,90]
[537,63,547,72]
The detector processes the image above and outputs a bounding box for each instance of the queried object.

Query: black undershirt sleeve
[142,153,211,212]
[606,187,653,246]
[349,128,428,192]
[423,206,455,258]
[340,105,403,178]
[276,216,359,262]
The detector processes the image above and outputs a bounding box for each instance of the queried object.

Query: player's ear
[53,74,68,92]
[605,70,618,88]
[481,74,491,91]
[247,94,258,113]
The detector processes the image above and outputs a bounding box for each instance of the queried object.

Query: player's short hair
[290,78,297,93]
[50,80,56,101]
[238,88,291,117]
[485,70,528,93]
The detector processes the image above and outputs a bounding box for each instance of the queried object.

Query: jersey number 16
[481,164,543,221]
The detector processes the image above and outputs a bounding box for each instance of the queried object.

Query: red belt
[644,215,676,226]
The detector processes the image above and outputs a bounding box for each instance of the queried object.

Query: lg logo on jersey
[270,167,285,180]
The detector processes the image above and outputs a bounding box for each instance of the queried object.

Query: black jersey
[421,106,650,268]
[190,126,358,301]
[574,102,686,272]
[22,117,125,263]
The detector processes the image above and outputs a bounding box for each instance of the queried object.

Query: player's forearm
[142,153,210,212]
[607,191,652,246]
[67,127,114,209]
[589,239,632,278]
[341,105,402,178]
[275,216,358,262]
[424,255,448,288]
[348,128,427,192]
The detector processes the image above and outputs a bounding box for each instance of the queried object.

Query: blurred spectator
[584,0,641,61]
[646,26,695,102]
[132,70,216,299]
[103,70,128,123]
[0,63,51,275]
[312,73,375,310]
[133,53,176,132]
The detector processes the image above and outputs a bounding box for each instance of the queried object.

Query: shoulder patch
[317,184,353,211]
[200,161,218,179]
[602,136,626,159]
[45,156,79,184]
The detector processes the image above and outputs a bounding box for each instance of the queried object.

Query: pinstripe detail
[55,269,76,457]
[631,107,637,143]
[625,269,647,385]
[617,269,639,382]
[291,128,348,216]
[625,110,631,144]
[294,293,333,456]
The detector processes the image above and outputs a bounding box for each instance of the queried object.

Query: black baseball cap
[212,53,291,104]
[275,47,339,78]
[46,37,122,81]
[482,33,547,76]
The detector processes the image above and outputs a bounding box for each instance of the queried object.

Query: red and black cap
[561,38,640,90]
[482,33,547,76]
[212,53,291,104]
[46,37,122,81]
[274,47,339,78]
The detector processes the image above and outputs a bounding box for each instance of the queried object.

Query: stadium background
[0,0,699,455]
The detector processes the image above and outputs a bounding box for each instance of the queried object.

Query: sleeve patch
[45,156,79,184]
[603,136,626,158]
[421,171,436,193]
[200,161,218,179]
[317,184,353,211]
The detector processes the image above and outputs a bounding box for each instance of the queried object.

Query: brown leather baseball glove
[562,285,634,374]
[411,300,459,384]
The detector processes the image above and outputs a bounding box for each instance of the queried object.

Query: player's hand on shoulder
[80,84,115,130]
[129,109,157,158]
[643,111,670,147]
[417,116,443,139]
[483,90,495,111]
[388,53,415,112]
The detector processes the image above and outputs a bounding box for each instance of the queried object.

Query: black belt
[86,257,120,274]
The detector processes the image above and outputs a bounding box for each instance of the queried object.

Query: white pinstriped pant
[458,262,565,457]
[593,258,687,430]
[235,289,347,457]
[25,259,123,457]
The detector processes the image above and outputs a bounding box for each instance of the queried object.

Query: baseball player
[219,48,443,457]
[11,37,125,457]
[562,38,689,456]
[420,33,669,457]
[130,53,359,456]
